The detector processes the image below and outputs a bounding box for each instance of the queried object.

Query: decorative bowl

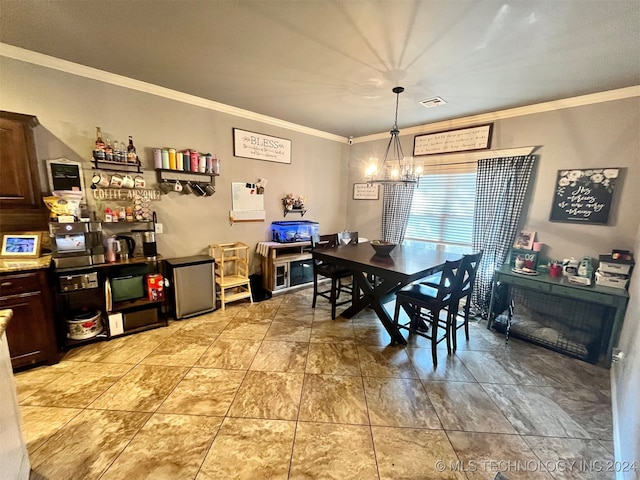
[370,240,396,256]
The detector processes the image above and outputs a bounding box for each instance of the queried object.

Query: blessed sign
[549,168,620,224]
[233,128,292,164]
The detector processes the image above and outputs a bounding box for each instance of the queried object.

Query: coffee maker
[131,229,157,260]
[49,221,105,268]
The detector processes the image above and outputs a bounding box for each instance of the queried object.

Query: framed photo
[513,230,536,250]
[353,183,379,200]
[233,128,292,164]
[413,123,493,156]
[0,232,42,258]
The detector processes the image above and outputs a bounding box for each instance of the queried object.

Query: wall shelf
[283,208,306,217]
[92,159,142,173]
[156,168,217,183]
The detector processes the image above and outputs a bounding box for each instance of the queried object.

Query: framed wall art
[549,168,621,225]
[413,123,493,156]
[353,183,379,200]
[233,128,292,164]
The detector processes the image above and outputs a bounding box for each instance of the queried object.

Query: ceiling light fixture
[366,86,422,186]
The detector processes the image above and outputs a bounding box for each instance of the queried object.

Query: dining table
[312,242,462,345]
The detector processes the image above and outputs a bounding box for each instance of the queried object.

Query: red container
[146,274,165,301]
[549,264,563,278]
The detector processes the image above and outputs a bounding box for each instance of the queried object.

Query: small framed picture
[0,233,42,258]
[513,230,536,250]
[353,183,379,200]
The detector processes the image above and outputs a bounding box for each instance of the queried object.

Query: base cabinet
[259,241,314,293]
[53,257,167,350]
[0,270,59,369]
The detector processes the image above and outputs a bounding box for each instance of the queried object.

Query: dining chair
[393,258,463,366]
[337,231,359,245]
[419,251,483,351]
[311,233,354,319]
[449,250,483,351]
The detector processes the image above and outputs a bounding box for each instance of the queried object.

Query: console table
[488,264,629,368]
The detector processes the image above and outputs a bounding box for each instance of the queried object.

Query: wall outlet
[155,223,163,234]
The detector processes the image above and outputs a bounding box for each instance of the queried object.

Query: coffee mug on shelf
[183,181,194,195]
[174,180,183,192]
[122,174,135,189]
[193,182,206,196]
[203,183,215,196]
[110,174,123,188]
[159,180,173,194]
[98,172,111,188]
[134,175,146,188]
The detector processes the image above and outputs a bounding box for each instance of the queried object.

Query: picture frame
[513,230,536,250]
[233,128,292,164]
[353,183,379,200]
[413,123,493,156]
[0,232,42,258]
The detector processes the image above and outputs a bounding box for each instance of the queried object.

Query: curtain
[381,183,415,243]
[472,155,536,316]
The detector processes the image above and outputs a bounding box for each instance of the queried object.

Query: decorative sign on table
[353,183,379,200]
[549,168,620,224]
[233,128,292,164]
[413,123,493,156]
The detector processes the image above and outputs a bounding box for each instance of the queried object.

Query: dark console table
[488,264,629,368]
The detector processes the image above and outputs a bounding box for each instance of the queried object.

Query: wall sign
[549,168,620,224]
[353,183,379,200]
[233,128,292,164]
[46,158,85,196]
[413,124,493,156]
[91,188,162,201]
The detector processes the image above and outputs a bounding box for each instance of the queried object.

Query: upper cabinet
[0,111,49,231]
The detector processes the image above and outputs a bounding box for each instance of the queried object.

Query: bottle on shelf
[168,148,177,170]
[94,127,106,160]
[105,138,113,161]
[127,136,138,164]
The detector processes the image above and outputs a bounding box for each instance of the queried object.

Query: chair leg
[431,318,438,367]
[330,277,338,319]
[463,298,471,340]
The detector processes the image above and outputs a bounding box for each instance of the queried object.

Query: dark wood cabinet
[0,111,49,232]
[0,269,59,369]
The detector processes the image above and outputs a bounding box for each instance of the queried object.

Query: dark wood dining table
[312,242,462,345]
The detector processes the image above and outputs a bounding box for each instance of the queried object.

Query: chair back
[311,233,338,250]
[435,258,463,301]
[337,231,359,245]
[455,250,483,299]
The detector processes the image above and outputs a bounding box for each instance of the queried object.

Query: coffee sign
[549,168,620,224]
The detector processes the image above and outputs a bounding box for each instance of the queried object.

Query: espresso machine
[49,221,105,268]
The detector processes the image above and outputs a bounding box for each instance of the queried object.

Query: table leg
[341,271,407,345]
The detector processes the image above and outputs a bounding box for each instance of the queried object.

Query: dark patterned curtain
[472,155,536,316]
[381,183,415,243]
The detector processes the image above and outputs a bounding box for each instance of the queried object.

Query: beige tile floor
[15,287,615,480]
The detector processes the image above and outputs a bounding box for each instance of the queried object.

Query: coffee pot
[115,235,135,260]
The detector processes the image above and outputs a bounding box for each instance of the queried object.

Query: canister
[212,157,220,175]
[199,155,207,173]
[183,151,191,171]
[205,153,213,173]
[190,150,199,172]
[153,148,162,169]
[161,149,170,169]
[175,151,184,171]
[168,148,176,170]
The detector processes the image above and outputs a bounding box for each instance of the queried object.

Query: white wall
[0,57,349,269]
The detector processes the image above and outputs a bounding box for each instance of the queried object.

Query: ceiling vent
[419,96,447,108]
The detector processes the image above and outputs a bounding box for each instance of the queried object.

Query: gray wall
[346,97,640,263]
[0,57,349,269]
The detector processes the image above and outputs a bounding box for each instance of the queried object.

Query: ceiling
[1,1,639,138]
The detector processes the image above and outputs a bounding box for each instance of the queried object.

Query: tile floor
[15,287,615,479]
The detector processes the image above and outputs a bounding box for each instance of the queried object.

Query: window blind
[405,171,477,245]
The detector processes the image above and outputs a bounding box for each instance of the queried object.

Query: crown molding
[0,43,347,143]
[2,43,637,146]
[355,85,640,144]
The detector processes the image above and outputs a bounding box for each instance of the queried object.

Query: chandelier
[365,86,422,185]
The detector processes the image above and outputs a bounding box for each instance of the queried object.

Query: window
[405,166,476,253]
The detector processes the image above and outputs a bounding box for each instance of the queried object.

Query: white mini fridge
[165,255,216,319]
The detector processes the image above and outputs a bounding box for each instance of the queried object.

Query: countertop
[0,255,52,274]
[0,309,12,337]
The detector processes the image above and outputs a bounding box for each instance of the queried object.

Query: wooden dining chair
[311,233,354,319]
[418,251,483,351]
[393,258,462,366]
[337,231,359,245]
